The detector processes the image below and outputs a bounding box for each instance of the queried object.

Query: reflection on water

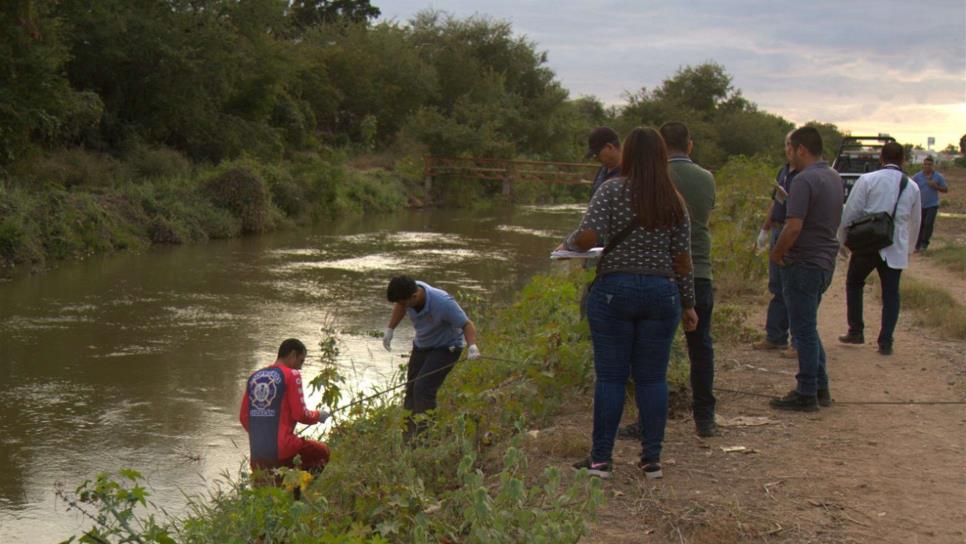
[0,205,583,541]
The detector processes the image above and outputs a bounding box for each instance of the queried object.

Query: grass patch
[924,245,966,273]
[900,276,966,339]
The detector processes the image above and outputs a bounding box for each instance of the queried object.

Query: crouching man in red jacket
[240,338,330,472]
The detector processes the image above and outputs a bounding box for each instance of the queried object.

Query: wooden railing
[423,156,599,195]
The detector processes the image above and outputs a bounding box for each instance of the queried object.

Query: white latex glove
[382,327,394,351]
[755,229,769,253]
[317,410,331,423]
[467,344,481,360]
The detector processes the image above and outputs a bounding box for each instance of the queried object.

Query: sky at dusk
[379,1,966,150]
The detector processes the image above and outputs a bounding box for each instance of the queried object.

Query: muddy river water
[0,205,584,541]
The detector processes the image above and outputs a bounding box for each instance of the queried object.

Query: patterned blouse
[566,177,695,308]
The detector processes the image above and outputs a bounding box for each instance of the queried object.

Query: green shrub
[332,169,408,215]
[201,162,272,233]
[128,146,193,180]
[26,148,132,188]
[711,156,775,297]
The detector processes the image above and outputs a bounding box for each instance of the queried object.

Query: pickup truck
[832,134,898,200]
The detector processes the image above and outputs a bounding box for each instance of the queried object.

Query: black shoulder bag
[844,174,909,254]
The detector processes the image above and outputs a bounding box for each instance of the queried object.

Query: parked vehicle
[832,134,898,200]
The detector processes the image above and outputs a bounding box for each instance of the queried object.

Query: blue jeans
[766,227,792,346]
[686,279,715,423]
[587,274,681,463]
[780,263,832,396]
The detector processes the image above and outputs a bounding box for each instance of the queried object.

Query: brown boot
[751,339,785,351]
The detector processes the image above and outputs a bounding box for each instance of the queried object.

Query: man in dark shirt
[586,126,622,196]
[753,132,798,357]
[770,126,844,412]
[580,127,623,317]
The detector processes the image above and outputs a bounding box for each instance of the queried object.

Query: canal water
[0,205,584,542]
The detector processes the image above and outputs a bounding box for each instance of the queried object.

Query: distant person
[383,276,479,439]
[769,126,843,412]
[752,131,799,359]
[838,143,921,355]
[661,121,718,437]
[912,156,948,251]
[586,126,622,197]
[560,127,698,480]
[240,338,331,472]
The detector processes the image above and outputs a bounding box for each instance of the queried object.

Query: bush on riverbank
[0,150,418,271]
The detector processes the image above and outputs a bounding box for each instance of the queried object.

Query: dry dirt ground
[527,196,966,543]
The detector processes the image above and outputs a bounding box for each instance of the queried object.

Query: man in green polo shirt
[619,121,718,439]
[661,121,718,436]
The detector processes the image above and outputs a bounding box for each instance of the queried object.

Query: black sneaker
[695,420,718,437]
[572,458,612,479]
[637,459,663,480]
[617,422,640,441]
[770,390,819,412]
[838,332,864,344]
[817,388,833,407]
[877,344,893,356]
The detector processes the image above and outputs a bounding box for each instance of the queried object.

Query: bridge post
[423,156,433,194]
[502,161,514,197]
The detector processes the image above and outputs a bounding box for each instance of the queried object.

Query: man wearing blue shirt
[382,276,479,438]
[912,156,948,251]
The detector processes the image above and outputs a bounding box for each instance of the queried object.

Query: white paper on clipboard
[550,247,604,260]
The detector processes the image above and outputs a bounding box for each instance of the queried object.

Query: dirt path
[529,262,966,543]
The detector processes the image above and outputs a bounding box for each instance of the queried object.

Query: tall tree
[289,0,381,28]
[0,0,101,164]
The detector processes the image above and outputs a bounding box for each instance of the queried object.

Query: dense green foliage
[1,2,846,275]
[1,1,586,164]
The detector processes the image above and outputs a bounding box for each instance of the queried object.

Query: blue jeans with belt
[780,262,832,396]
[587,273,681,463]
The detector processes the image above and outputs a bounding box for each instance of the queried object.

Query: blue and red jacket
[240,363,320,464]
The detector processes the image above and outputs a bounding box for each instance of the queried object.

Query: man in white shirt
[837,143,921,355]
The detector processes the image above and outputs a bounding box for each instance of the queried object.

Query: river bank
[0,148,591,277]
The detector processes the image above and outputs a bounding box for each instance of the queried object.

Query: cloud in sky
[379,0,966,148]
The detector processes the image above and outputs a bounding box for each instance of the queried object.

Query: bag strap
[597,216,640,270]
[891,173,909,218]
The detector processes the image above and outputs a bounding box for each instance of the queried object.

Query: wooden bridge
[423,156,600,195]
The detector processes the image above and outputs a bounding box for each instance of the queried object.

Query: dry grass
[900,276,966,339]
[923,245,966,274]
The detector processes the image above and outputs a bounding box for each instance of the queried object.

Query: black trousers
[403,345,461,415]
[917,206,938,250]
[846,251,902,347]
[685,279,716,423]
